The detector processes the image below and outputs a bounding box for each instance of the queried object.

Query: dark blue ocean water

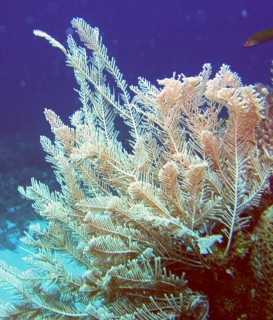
[1,0,273,136]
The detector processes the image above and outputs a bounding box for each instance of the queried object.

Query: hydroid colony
[0,18,272,319]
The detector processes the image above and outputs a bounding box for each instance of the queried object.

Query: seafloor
[0,133,55,301]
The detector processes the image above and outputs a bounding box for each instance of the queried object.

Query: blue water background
[1,0,273,138]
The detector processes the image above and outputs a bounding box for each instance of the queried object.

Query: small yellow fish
[243,28,273,47]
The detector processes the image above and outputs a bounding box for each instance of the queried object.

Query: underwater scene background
[0,0,273,318]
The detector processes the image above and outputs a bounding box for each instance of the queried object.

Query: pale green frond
[76,195,113,212]
[75,159,113,197]
[71,17,140,140]
[102,254,195,316]
[0,302,40,319]
[1,262,89,318]
[33,30,67,54]
[0,260,26,298]
[129,181,170,217]
[86,303,115,319]
[135,293,208,320]
[40,135,64,167]
[84,211,151,247]
[18,179,61,211]
[130,76,160,111]
[130,137,153,175]
[85,235,141,264]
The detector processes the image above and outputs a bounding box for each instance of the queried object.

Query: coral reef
[0,18,272,319]
[249,205,273,319]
